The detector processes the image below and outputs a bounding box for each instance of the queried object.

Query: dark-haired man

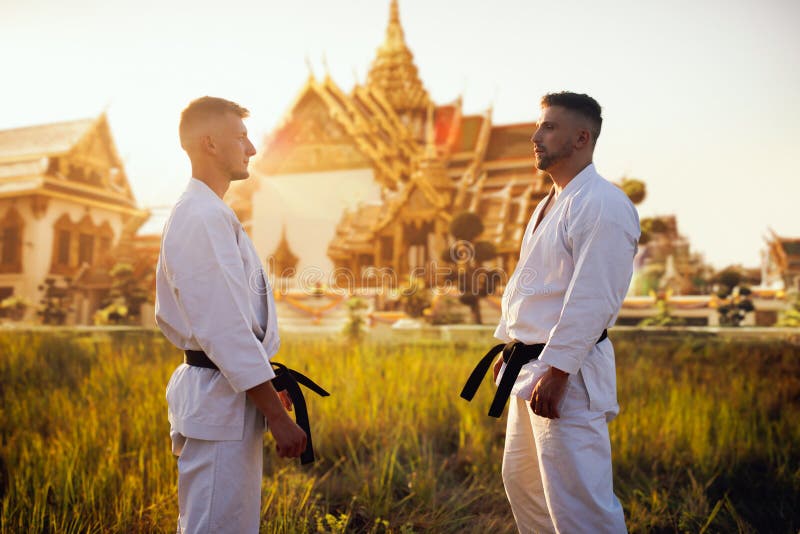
[492,93,637,532]
[156,96,307,533]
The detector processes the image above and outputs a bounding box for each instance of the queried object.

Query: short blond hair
[179,96,249,149]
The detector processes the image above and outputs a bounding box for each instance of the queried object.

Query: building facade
[0,114,149,323]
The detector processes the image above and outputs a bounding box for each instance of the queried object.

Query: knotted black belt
[184,350,330,465]
[460,329,607,418]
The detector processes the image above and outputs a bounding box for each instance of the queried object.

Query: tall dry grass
[0,329,798,533]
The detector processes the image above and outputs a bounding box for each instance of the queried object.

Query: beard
[535,139,573,171]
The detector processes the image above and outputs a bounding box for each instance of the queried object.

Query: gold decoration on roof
[411,104,452,194]
[366,0,430,114]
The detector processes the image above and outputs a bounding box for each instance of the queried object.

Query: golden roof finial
[366,0,430,114]
[386,0,403,47]
[304,55,316,81]
[322,53,330,79]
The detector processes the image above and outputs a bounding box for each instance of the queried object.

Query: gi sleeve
[164,207,276,392]
[493,315,513,342]
[538,194,639,374]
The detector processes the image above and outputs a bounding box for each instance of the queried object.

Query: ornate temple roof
[0,117,96,161]
[767,229,800,273]
[245,0,550,268]
[250,75,421,189]
[366,0,430,114]
[0,114,145,217]
[485,123,537,161]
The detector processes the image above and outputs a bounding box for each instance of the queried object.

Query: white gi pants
[171,396,266,534]
[501,372,626,534]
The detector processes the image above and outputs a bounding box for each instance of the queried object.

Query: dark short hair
[179,96,249,148]
[541,92,602,142]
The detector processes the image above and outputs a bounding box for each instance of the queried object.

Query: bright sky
[1,0,798,269]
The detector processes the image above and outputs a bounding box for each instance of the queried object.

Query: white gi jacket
[156,178,280,441]
[494,164,640,420]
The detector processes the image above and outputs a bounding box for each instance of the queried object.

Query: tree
[341,296,368,342]
[619,177,647,205]
[95,263,150,325]
[711,267,743,298]
[716,286,755,327]
[639,290,685,327]
[397,276,430,318]
[37,277,75,325]
[0,295,30,321]
[775,291,800,327]
[638,216,668,246]
[440,212,502,324]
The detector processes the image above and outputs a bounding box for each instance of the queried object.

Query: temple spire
[269,223,299,278]
[366,0,430,114]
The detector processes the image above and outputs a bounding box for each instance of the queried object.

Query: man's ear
[199,134,216,155]
[575,128,591,150]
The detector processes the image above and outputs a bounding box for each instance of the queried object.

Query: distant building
[632,214,712,295]
[764,230,800,291]
[0,114,149,323]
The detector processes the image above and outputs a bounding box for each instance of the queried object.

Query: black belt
[184,350,330,465]
[460,329,607,418]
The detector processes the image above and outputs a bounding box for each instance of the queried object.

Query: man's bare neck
[191,167,230,199]
[547,159,593,194]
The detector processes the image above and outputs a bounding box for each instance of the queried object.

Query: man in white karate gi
[156,96,307,533]
[492,92,638,533]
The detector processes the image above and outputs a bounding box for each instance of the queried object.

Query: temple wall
[0,197,127,321]
[250,168,381,276]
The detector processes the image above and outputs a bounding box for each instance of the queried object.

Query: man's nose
[247,140,257,156]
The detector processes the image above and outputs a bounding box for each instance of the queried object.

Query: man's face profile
[212,113,257,182]
[530,106,577,171]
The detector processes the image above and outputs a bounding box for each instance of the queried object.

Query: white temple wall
[250,168,381,276]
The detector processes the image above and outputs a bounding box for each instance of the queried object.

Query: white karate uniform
[156,178,280,533]
[494,164,638,533]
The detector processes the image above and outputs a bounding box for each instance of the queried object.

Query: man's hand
[268,413,307,459]
[492,355,504,383]
[530,366,569,419]
[246,380,307,458]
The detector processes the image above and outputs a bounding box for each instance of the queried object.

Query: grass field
[0,329,799,533]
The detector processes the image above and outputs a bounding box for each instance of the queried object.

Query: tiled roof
[780,240,800,256]
[485,123,535,161]
[0,159,46,180]
[0,118,95,161]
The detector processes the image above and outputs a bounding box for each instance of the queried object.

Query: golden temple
[230,0,550,283]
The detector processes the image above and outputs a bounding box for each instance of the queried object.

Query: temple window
[1,227,21,267]
[78,233,94,265]
[51,213,112,274]
[56,230,70,266]
[0,208,24,273]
